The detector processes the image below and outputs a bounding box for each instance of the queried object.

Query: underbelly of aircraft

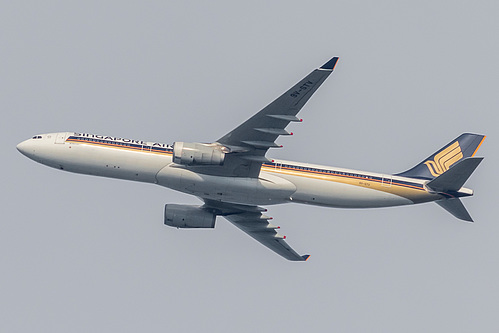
[155,164,297,206]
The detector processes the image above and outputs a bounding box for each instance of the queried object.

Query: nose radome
[17,140,27,154]
[17,140,34,158]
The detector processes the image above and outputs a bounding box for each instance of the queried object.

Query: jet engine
[164,204,216,228]
[172,142,226,166]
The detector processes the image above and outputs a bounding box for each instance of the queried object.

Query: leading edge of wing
[204,200,309,261]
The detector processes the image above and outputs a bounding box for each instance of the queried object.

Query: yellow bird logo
[424,141,463,177]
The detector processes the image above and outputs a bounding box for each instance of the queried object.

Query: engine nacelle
[164,204,216,228]
[172,142,226,166]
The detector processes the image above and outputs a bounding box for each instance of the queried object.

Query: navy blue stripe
[67,136,173,153]
[263,162,424,191]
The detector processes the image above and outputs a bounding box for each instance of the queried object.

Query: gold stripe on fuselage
[261,165,437,204]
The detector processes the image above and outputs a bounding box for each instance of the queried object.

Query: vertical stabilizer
[397,133,485,180]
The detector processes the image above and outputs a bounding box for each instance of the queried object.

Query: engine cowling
[172,142,226,166]
[164,204,216,228]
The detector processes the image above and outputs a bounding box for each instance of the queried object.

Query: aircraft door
[381,175,392,187]
[54,132,68,144]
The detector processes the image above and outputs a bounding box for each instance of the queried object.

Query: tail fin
[396,133,485,180]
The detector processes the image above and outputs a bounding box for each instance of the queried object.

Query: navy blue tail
[396,133,485,180]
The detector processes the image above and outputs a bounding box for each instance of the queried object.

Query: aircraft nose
[17,140,34,158]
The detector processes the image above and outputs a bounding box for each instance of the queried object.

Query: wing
[187,57,339,178]
[218,57,338,148]
[204,200,309,261]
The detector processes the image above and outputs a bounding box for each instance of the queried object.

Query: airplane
[17,57,486,261]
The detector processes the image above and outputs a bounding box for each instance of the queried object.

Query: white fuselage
[17,132,452,208]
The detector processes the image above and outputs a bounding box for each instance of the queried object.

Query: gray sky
[2,1,498,332]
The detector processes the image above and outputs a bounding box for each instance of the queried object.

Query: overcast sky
[2,1,498,332]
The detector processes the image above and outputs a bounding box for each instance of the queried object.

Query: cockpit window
[31,136,42,139]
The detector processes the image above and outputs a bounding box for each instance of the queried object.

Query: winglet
[320,57,339,71]
[301,255,311,261]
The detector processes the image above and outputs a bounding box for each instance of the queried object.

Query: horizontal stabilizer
[436,198,473,222]
[426,157,483,193]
